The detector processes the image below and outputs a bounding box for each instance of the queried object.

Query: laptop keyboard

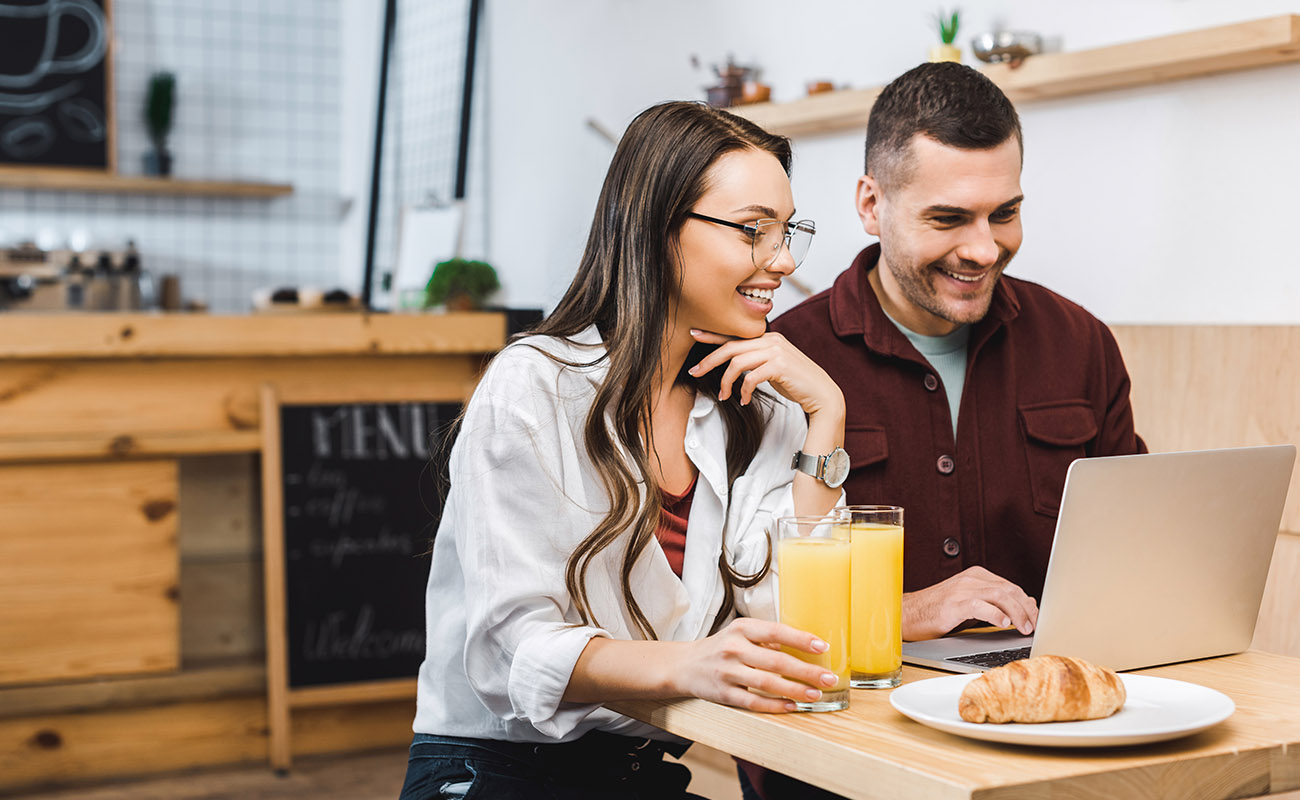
[948,646,1033,669]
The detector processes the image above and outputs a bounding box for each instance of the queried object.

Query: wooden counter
[0,312,503,360]
[0,312,506,793]
[0,312,504,462]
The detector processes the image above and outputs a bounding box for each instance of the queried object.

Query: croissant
[958,655,1126,724]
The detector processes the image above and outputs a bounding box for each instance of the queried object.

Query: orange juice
[778,537,851,695]
[849,524,904,682]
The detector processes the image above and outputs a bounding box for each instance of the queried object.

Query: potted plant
[144,71,176,176]
[930,9,962,63]
[424,257,500,311]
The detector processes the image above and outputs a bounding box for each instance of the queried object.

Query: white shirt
[412,326,819,742]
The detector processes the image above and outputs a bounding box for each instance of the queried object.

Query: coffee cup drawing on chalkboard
[0,0,109,163]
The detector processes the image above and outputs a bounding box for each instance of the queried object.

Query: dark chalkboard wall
[0,0,113,170]
[278,401,459,688]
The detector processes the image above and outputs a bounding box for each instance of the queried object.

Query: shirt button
[937,454,955,474]
[924,374,939,392]
[687,438,699,449]
[942,538,961,557]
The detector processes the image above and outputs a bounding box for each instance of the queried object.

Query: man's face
[857,135,1024,336]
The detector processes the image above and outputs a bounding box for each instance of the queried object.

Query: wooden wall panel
[1113,326,1300,659]
[180,558,264,663]
[678,744,743,800]
[0,695,413,794]
[0,662,264,720]
[179,455,259,560]
[0,461,179,685]
[1111,326,1300,534]
[0,355,482,458]
[1253,532,1300,658]
[177,455,264,664]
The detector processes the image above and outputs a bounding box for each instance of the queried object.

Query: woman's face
[673,147,798,340]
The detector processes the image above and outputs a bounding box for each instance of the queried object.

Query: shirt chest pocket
[845,425,889,473]
[1019,401,1098,516]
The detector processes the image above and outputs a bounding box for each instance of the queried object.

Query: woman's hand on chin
[672,618,837,712]
[686,329,845,421]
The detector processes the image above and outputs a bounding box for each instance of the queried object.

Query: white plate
[889,673,1234,747]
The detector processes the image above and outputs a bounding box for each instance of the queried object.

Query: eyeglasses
[687,212,816,270]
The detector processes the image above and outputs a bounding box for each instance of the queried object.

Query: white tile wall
[0,0,344,312]
[368,0,486,306]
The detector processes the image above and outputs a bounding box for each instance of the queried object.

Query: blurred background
[2,0,1298,321]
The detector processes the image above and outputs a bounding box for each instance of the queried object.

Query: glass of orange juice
[776,515,851,711]
[836,505,904,689]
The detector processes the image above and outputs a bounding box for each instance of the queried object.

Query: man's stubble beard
[880,240,1013,327]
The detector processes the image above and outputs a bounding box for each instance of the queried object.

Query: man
[742,62,1146,800]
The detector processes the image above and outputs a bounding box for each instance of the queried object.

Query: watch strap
[791,450,824,480]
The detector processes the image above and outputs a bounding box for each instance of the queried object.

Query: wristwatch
[791,446,850,489]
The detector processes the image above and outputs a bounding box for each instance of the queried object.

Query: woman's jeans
[398,731,705,800]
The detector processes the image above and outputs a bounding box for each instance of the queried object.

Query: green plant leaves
[425,258,500,308]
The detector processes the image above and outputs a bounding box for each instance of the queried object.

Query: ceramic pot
[143,147,172,176]
[929,44,962,63]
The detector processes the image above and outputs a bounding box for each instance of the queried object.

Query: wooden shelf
[736,14,1300,137]
[0,168,293,198]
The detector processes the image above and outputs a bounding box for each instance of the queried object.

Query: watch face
[823,447,851,488]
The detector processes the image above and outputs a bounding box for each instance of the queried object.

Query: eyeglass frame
[686,212,816,269]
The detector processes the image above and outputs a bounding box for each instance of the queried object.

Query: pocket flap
[845,426,888,471]
[1020,402,1098,447]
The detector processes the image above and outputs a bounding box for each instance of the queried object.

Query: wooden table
[611,651,1300,800]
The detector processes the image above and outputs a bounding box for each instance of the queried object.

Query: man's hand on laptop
[902,566,1039,641]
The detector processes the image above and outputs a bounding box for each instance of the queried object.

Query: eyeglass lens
[753,220,814,269]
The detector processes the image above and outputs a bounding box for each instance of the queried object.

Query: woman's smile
[737,283,777,310]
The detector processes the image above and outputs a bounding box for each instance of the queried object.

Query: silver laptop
[902,445,1296,673]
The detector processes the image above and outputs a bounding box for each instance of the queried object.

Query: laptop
[901,445,1296,673]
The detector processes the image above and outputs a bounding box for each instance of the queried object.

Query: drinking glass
[836,505,904,689]
[776,515,850,711]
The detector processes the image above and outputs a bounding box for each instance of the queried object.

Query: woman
[400,101,847,799]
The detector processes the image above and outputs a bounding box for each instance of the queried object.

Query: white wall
[337,0,383,296]
[337,0,489,308]
[481,0,1300,323]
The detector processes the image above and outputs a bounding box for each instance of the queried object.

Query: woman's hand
[686,329,845,421]
[674,618,839,713]
[688,328,845,517]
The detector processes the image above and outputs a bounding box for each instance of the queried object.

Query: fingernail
[805,688,822,700]
[687,365,700,375]
[690,329,702,336]
[784,701,797,711]
[821,672,837,687]
[1001,618,1011,628]
[1024,623,1034,634]
[811,639,829,653]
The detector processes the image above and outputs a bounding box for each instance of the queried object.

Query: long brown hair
[526,101,793,639]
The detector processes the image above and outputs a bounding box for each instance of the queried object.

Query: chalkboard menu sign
[276,400,459,688]
[0,0,114,170]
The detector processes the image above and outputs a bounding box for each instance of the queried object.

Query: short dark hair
[865,62,1022,189]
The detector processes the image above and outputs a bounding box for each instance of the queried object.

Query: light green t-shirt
[883,310,969,439]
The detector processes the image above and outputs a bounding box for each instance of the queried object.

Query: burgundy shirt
[656,476,697,578]
[771,245,1146,601]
